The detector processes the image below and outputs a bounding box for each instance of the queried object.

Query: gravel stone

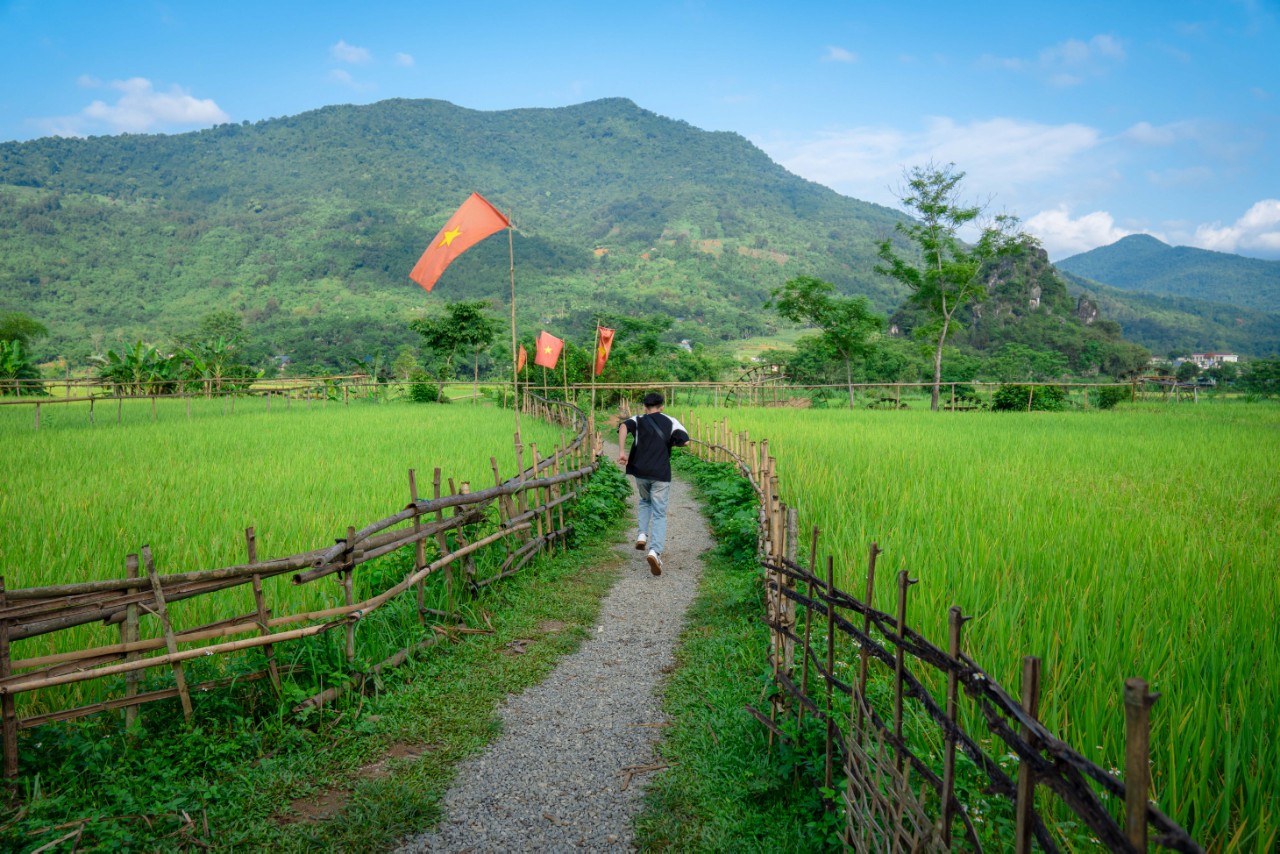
[397,449,712,853]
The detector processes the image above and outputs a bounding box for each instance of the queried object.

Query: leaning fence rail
[0,394,600,779]
[682,415,1201,852]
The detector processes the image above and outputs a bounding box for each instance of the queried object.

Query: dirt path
[397,446,711,852]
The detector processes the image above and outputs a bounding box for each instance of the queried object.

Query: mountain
[0,97,909,367]
[1056,234,1280,313]
[1060,270,1280,358]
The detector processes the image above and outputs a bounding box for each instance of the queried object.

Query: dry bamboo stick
[144,546,193,723]
[409,470,426,625]
[246,527,280,694]
[1,576,18,778]
[291,631,447,713]
[342,526,356,664]
[123,554,140,727]
[1,617,348,696]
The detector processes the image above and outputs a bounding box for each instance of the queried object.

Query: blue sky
[2,0,1277,260]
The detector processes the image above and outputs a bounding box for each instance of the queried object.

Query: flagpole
[508,219,521,441]
[590,324,599,453]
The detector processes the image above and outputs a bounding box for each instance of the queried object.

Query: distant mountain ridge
[1057,234,1280,313]
[0,97,910,364]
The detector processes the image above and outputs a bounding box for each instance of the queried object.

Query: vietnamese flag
[594,327,615,376]
[517,344,527,373]
[534,330,563,369]
[409,192,510,292]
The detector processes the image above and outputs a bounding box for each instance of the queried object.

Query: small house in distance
[1186,353,1239,370]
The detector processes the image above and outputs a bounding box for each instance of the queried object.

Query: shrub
[1094,385,1129,410]
[992,384,1066,411]
[406,371,439,403]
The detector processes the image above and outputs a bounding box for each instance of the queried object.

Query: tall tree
[0,312,49,348]
[768,276,883,407]
[876,163,1024,410]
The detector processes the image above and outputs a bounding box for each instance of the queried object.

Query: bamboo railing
[0,394,603,778]
[682,415,1202,853]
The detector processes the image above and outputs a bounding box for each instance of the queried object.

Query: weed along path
[398,446,713,852]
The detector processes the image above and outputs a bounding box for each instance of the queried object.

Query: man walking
[617,392,689,576]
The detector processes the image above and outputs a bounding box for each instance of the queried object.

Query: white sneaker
[646,549,662,576]
[635,533,647,551]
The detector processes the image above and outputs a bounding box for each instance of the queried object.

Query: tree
[0,312,49,348]
[768,276,883,407]
[409,300,498,401]
[1175,360,1200,383]
[876,163,1025,410]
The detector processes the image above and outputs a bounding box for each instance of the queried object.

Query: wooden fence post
[798,525,820,730]
[409,470,426,624]
[0,576,19,779]
[246,527,281,694]
[824,555,836,796]
[431,469,453,616]
[342,526,356,664]
[940,605,970,848]
[893,569,918,773]
[123,554,141,726]
[1014,655,1042,854]
[857,543,880,733]
[143,546,193,723]
[1125,677,1160,850]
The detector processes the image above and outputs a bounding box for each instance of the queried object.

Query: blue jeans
[635,478,671,555]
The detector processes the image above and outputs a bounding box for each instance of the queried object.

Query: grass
[4,519,629,852]
[669,401,1279,852]
[0,396,567,713]
[635,452,841,853]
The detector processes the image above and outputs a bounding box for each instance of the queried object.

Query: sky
[1,0,1277,261]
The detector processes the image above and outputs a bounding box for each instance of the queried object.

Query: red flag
[594,326,615,376]
[534,330,563,369]
[517,344,527,373]
[409,192,510,292]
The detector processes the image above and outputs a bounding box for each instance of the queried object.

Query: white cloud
[1191,200,1280,254]
[329,69,354,85]
[981,34,1125,87]
[823,46,857,63]
[38,77,229,135]
[394,52,415,67]
[331,40,372,64]
[762,117,1101,209]
[1122,120,1202,146]
[1024,207,1142,259]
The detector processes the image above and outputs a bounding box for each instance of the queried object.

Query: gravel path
[398,448,710,853]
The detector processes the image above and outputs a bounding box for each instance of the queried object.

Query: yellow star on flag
[438,227,462,247]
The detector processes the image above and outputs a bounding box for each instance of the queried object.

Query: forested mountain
[1057,234,1280,313]
[1,96,1261,372]
[1060,270,1280,357]
[0,97,907,368]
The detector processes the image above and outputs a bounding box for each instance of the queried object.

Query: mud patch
[275,742,434,825]
[536,620,567,634]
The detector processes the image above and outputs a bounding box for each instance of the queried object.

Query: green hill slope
[1056,234,1280,313]
[1059,270,1280,357]
[0,97,907,366]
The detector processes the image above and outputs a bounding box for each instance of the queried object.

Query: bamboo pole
[798,525,819,731]
[893,569,917,774]
[857,544,880,733]
[409,470,426,624]
[342,526,356,664]
[1014,656,1042,854]
[940,605,969,848]
[246,527,281,694]
[123,554,141,727]
[824,555,836,794]
[143,546,193,723]
[1125,677,1160,850]
[0,576,18,778]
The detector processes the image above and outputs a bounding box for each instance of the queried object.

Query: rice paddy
[678,401,1278,851]
[0,396,565,710]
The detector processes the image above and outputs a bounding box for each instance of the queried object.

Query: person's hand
[618,452,628,465]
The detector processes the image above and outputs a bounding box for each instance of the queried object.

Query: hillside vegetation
[1057,234,1280,314]
[0,97,904,367]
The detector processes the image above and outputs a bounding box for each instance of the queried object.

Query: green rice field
[677,401,1278,850]
[0,396,566,710]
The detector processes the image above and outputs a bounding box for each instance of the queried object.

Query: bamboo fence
[0,393,602,778]
[683,416,1202,853]
[0,374,1204,431]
